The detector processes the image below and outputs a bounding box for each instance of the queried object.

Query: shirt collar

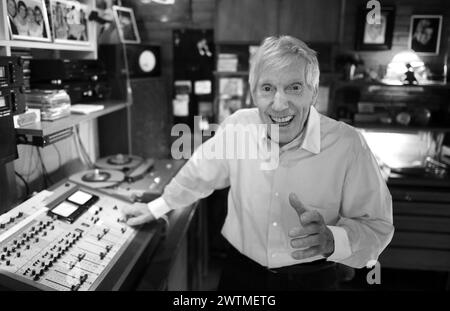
[300,105,321,154]
[259,105,321,154]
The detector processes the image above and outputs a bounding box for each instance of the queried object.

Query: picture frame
[408,15,443,55]
[356,6,395,51]
[112,5,141,44]
[6,0,52,42]
[50,0,89,44]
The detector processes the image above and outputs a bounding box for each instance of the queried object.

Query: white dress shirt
[148,106,394,269]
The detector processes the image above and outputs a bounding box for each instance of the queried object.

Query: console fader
[0,182,141,291]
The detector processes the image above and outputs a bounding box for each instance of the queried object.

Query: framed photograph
[356,6,395,51]
[112,5,141,44]
[50,0,89,44]
[409,15,443,55]
[6,0,51,42]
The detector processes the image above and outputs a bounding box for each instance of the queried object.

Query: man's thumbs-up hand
[288,193,335,260]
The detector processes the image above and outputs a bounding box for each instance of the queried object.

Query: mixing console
[0,182,139,291]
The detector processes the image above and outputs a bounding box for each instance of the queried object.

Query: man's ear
[312,87,319,106]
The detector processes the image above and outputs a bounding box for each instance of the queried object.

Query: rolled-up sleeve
[330,131,394,268]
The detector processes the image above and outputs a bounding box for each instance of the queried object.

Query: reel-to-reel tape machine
[69,155,185,203]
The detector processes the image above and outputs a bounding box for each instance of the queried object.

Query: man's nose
[272,90,289,111]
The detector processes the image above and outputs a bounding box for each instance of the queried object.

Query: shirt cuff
[326,225,352,262]
[147,197,173,219]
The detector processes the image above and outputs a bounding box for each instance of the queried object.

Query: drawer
[389,232,450,250]
[390,188,450,203]
[394,215,450,233]
[380,247,450,271]
[393,202,450,217]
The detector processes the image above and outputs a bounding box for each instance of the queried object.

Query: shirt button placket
[268,169,282,266]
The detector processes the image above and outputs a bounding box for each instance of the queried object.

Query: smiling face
[27,8,34,23]
[8,0,17,17]
[34,8,43,23]
[254,58,316,146]
[18,3,26,19]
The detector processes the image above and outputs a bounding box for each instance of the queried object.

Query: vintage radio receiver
[0,56,24,88]
[30,59,107,83]
[0,86,26,116]
[0,93,18,164]
[30,59,110,103]
[0,57,26,115]
[0,182,161,291]
[31,81,111,103]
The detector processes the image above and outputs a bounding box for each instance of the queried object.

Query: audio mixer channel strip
[0,182,142,291]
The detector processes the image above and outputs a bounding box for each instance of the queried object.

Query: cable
[77,126,94,167]
[52,143,62,171]
[37,147,53,187]
[73,127,88,167]
[74,125,94,168]
[15,171,30,198]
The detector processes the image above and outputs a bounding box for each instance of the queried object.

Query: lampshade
[383,50,426,85]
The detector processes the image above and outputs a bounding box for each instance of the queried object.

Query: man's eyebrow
[258,79,304,85]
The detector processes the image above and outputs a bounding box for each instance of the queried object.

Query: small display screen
[67,191,93,205]
[52,201,79,218]
[0,97,5,107]
[0,66,5,78]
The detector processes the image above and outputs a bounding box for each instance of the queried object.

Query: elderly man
[122,36,394,290]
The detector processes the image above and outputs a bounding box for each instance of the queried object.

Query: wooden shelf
[15,100,128,137]
[333,79,450,89]
[213,71,249,76]
[0,40,96,52]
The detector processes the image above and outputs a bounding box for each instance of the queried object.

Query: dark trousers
[217,244,339,291]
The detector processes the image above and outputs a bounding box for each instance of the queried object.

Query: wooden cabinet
[278,0,341,43]
[380,182,450,272]
[215,0,278,42]
[215,0,342,43]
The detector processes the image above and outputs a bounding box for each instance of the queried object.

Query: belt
[268,259,336,274]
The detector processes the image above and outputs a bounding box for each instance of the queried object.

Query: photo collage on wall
[6,0,141,45]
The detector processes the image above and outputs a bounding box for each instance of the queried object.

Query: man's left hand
[288,193,335,260]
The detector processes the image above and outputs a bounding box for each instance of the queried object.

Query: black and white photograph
[50,0,89,44]
[6,0,51,42]
[356,5,395,50]
[409,15,443,55]
[112,5,140,44]
[2,0,450,301]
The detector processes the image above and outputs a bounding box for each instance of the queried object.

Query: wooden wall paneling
[215,0,279,42]
[97,108,130,157]
[130,78,172,159]
[279,0,342,43]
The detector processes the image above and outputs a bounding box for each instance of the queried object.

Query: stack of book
[217,53,238,72]
[25,90,71,121]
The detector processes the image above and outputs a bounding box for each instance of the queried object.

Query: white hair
[249,36,320,100]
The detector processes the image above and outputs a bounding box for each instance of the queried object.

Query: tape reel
[95,154,143,171]
[69,169,125,189]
